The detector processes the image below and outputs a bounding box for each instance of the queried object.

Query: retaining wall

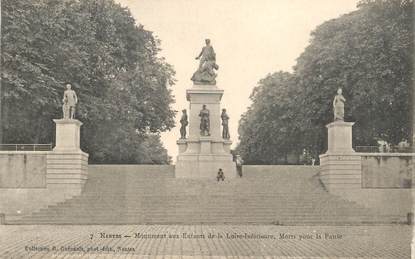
[0,151,88,219]
[319,152,413,216]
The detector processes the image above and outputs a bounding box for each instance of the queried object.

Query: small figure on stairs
[217,168,225,182]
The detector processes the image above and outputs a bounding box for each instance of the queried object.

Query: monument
[320,88,359,192]
[327,88,354,153]
[176,40,236,178]
[54,83,82,152]
[51,83,88,186]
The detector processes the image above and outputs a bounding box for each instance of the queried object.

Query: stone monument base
[327,121,355,153]
[319,153,361,192]
[51,119,88,185]
[176,154,236,178]
[53,119,82,152]
[320,121,358,192]
[176,138,236,179]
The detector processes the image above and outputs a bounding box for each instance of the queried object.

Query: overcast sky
[116,0,359,161]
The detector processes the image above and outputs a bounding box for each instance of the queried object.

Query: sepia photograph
[0,0,413,258]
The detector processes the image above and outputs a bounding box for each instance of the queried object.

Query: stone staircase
[6,165,406,225]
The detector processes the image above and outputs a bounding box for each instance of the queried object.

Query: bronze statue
[191,39,219,85]
[199,104,210,136]
[180,109,188,139]
[221,109,230,139]
[333,88,346,121]
[62,83,78,119]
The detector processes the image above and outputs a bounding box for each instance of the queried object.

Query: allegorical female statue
[62,83,78,119]
[191,39,219,85]
[333,88,346,121]
[199,104,210,136]
[221,109,230,139]
[179,109,188,139]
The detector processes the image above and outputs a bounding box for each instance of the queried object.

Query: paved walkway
[0,225,411,258]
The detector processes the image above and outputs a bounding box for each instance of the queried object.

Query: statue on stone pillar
[333,88,346,121]
[191,39,219,85]
[180,109,188,139]
[199,104,210,136]
[221,109,230,139]
[62,83,78,119]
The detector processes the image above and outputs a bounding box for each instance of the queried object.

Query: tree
[237,72,302,164]
[1,0,176,163]
[238,0,413,164]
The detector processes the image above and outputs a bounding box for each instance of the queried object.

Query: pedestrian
[217,168,225,181]
[236,155,243,177]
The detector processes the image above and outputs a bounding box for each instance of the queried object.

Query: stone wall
[0,151,88,219]
[362,155,412,188]
[319,153,413,217]
[0,152,47,188]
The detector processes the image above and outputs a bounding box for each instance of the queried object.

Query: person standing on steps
[217,168,225,182]
[235,155,243,177]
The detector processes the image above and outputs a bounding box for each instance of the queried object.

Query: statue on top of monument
[191,39,219,85]
[333,88,346,121]
[221,109,230,139]
[199,104,210,136]
[180,109,188,139]
[62,83,78,120]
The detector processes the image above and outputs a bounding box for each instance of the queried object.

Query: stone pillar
[49,119,88,187]
[319,121,361,192]
[176,84,237,179]
[53,119,82,152]
[327,121,355,153]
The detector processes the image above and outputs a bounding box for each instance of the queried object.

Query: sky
[116,0,359,162]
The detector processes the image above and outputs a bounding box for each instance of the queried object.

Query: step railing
[0,144,53,151]
[355,145,413,153]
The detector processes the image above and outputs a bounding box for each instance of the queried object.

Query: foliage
[238,0,413,164]
[1,0,176,164]
[237,72,302,164]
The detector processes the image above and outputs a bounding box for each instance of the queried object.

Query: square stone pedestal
[320,121,360,192]
[327,121,355,153]
[53,119,82,152]
[51,119,88,186]
[176,138,236,179]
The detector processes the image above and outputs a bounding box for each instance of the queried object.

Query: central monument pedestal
[175,84,236,178]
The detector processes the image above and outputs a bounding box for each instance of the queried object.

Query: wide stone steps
[6,166,405,225]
